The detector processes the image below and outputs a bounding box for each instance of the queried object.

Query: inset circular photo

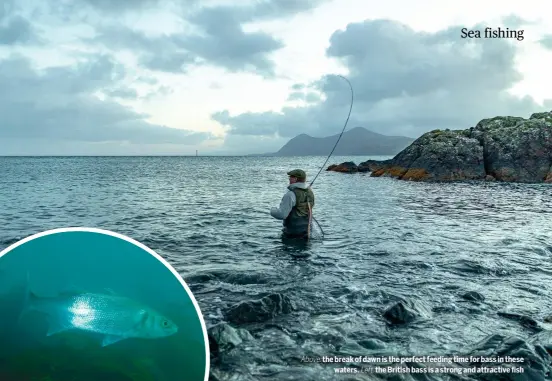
[0,227,209,381]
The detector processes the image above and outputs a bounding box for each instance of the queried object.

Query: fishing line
[308,74,354,239]
[309,75,354,187]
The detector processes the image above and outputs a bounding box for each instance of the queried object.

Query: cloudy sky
[1,0,551,155]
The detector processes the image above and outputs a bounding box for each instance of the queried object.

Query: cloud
[539,35,552,50]
[287,92,305,101]
[286,91,321,103]
[0,54,210,145]
[140,51,197,73]
[213,133,288,155]
[212,18,551,139]
[89,0,329,76]
[0,16,35,45]
[174,1,329,76]
[90,25,197,74]
[175,14,284,76]
[0,0,40,45]
[71,0,182,14]
[141,85,174,101]
[137,76,159,85]
[106,87,139,100]
[500,14,537,28]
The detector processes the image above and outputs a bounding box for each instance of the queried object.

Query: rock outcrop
[224,293,295,325]
[208,322,255,362]
[327,110,552,183]
[465,334,552,380]
[382,298,432,324]
[326,160,387,173]
[326,162,359,173]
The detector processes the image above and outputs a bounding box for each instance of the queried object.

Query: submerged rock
[209,368,258,381]
[497,311,542,332]
[327,110,552,183]
[358,338,387,350]
[224,293,295,325]
[382,298,432,324]
[461,291,485,302]
[208,323,254,353]
[465,334,552,380]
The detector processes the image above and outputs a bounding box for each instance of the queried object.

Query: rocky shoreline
[207,292,552,380]
[327,110,552,183]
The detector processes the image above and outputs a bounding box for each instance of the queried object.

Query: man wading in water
[270,169,315,240]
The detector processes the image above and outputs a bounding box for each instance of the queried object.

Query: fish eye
[162,320,169,327]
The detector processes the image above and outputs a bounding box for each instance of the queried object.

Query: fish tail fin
[17,271,38,325]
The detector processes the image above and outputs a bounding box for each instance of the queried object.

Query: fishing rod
[308,74,354,238]
[309,74,354,187]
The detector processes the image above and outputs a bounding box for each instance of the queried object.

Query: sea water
[1,156,552,380]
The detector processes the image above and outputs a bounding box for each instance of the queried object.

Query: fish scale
[63,294,147,335]
[23,289,178,347]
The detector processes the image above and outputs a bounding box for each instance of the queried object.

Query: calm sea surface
[1,156,552,380]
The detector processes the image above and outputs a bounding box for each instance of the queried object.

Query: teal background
[0,230,207,381]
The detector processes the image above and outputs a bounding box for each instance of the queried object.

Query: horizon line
[0,154,388,157]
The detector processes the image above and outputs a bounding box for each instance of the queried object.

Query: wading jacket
[270,182,315,235]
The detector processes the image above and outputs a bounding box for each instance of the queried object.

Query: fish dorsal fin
[101,335,126,347]
[59,284,86,296]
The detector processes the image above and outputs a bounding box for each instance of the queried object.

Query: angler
[270,169,315,240]
[269,75,354,242]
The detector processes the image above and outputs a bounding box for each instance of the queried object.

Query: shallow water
[1,156,552,380]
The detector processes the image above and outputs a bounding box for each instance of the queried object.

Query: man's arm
[270,191,295,220]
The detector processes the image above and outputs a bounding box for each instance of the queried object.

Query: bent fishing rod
[309,75,354,188]
[308,74,354,238]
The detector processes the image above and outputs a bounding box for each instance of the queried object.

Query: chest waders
[283,187,315,239]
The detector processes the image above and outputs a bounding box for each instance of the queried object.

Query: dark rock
[466,334,552,380]
[371,129,486,181]
[209,369,221,381]
[358,338,387,350]
[382,298,432,325]
[530,111,552,121]
[224,293,295,325]
[209,368,257,381]
[461,291,485,302]
[208,333,220,358]
[497,311,542,331]
[358,159,390,173]
[327,161,358,173]
[530,329,552,356]
[326,159,392,173]
[327,109,552,183]
[208,323,254,354]
[472,113,552,182]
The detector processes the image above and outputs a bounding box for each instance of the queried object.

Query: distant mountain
[255,127,414,156]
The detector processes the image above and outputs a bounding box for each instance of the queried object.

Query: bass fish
[20,283,178,347]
